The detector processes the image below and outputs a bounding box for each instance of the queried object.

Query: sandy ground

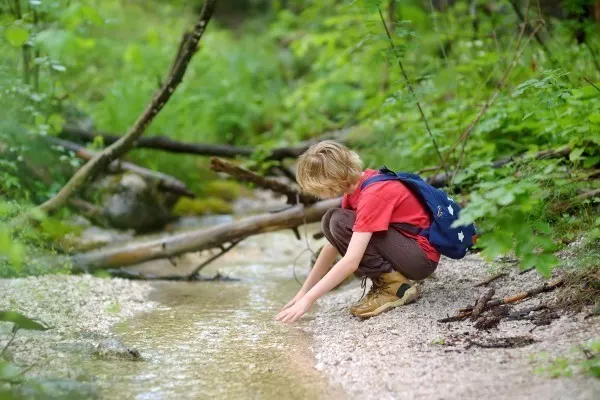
[306,254,600,400]
[0,275,155,376]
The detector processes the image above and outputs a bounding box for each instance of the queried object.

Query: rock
[91,338,142,361]
[86,173,172,232]
[9,378,100,400]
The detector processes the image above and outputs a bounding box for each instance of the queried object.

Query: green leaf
[0,311,48,331]
[535,254,559,278]
[589,113,600,124]
[497,191,516,206]
[569,148,584,162]
[4,25,29,47]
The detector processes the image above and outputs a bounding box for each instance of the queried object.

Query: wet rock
[91,338,142,361]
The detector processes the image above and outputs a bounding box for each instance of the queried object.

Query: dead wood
[47,137,195,197]
[551,189,600,213]
[71,198,340,272]
[210,157,317,205]
[438,278,564,323]
[107,269,240,282]
[35,0,217,215]
[471,288,496,320]
[474,272,507,287]
[466,335,535,349]
[474,316,501,330]
[62,126,314,161]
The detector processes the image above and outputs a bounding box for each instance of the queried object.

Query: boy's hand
[280,290,307,312]
[275,296,314,323]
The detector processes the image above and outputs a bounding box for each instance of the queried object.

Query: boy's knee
[327,209,355,238]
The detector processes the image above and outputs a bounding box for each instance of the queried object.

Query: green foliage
[535,340,600,380]
[0,311,48,331]
[172,197,233,217]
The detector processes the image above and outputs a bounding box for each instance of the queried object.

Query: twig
[187,239,243,278]
[438,278,564,323]
[210,157,316,205]
[471,288,495,320]
[583,77,600,94]
[377,7,451,183]
[0,329,18,359]
[474,272,507,287]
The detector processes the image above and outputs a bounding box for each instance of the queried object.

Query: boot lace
[358,276,385,301]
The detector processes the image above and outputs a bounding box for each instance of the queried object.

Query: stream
[73,228,345,399]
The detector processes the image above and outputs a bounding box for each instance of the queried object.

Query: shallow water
[76,232,344,399]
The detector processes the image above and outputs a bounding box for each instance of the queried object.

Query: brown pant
[321,208,438,280]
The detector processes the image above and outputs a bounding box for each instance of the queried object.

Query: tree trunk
[72,198,340,272]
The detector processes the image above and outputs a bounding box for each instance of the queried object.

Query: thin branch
[583,77,600,93]
[377,7,451,183]
[33,0,217,216]
[0,329,18,359]
[187,239,242,278]
[474,272,507,287]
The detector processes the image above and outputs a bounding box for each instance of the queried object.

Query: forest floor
[307,244,600,400]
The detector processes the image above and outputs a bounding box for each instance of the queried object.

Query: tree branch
[46,137,195,197]
[210,157,317,205]
[61,126,315,161]
[34,0,217,215]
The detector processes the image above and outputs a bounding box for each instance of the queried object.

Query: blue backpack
[361,167,477,259]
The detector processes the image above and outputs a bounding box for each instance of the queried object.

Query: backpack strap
[360,170,423,236]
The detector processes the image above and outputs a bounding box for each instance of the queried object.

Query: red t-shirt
[342,169,441,262]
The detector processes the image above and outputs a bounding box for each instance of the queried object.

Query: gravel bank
[307,254,600,400]
[0,275,155,377]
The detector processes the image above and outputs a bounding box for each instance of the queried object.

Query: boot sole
[354,287,419,319]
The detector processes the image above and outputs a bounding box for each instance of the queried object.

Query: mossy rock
[173,197,233,216]
[202,180,249,202]
[85,173,172,232]
[9,378,100,400]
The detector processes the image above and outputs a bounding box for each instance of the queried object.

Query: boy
[275,140,439,323]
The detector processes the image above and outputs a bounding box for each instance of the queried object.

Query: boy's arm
[275,232,372,323]
[280,242,338,311]
[304,232,371,302]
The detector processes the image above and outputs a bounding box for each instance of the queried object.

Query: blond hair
[296,140,363,198]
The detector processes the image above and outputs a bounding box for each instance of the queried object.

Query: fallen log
[47,137,195,198]
[62,126,314,161]
[210,157,316,205]
[470,288,495,321]
[71,198,341,272]
[438,278,564,323]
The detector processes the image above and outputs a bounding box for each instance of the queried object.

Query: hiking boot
[350,271,418,319]
[349,276,381,314]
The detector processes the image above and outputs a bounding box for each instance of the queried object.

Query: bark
[470,288,495,320]
[210,157,316,205]
[35,0,217,215]
[47,137,195,197]
[71,198,340,272]
[61,125,332,161]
